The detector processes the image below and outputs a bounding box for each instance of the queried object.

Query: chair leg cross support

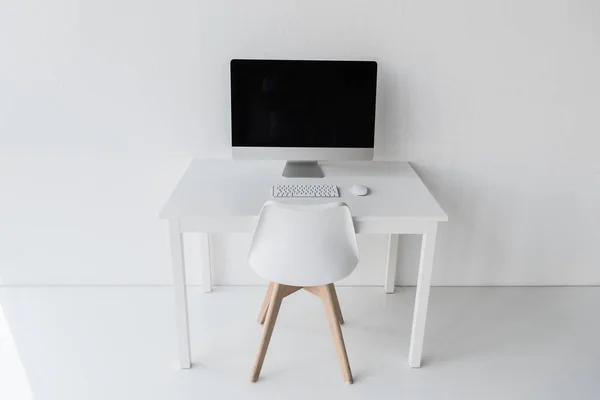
[251,283,353,384]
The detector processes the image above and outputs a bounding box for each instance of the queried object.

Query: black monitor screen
[231,59,377,148]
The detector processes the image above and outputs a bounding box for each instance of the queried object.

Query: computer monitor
[231,59,377,177]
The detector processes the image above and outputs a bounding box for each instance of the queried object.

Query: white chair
[248,201,359,384]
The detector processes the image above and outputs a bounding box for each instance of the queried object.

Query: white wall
[1,0,599,286]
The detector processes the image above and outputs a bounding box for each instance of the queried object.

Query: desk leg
[408,222,438,368]
[200,233,212,293]
[169,220,192,369]
[384,234,399,293]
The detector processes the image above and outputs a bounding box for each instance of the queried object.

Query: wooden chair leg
[329,284,344,325]
[257,282,274,324]
[250,283,285,382]
[321,284,353,384]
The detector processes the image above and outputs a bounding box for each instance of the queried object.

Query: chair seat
[248,201,359,286]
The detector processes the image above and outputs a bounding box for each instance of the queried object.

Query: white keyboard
[272,184,340,198]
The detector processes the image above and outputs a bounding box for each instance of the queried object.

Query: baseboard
[1,284,599,288]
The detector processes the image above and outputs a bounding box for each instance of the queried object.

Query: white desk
[160,160,448,369]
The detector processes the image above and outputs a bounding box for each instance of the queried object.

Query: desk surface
[160,160,447,223]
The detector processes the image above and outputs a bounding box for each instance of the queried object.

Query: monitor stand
[282,161,324,178]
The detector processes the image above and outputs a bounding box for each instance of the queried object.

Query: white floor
[1,286,599,400]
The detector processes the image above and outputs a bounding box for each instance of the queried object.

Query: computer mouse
[350,185,368,196]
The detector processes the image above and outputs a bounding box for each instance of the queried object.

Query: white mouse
[350,184,368,196]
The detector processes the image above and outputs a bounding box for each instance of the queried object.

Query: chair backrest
[248,201,359,286]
